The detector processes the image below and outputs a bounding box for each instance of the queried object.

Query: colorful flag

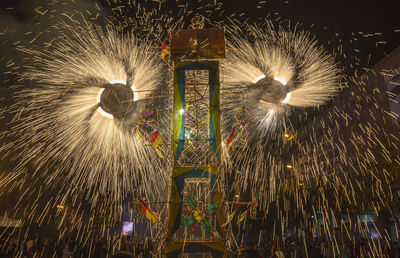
[161,41,170,60]
[141,201,159,224]
[226,128,235,148]
[222,208,237,227]
[148,130,163,158]
[228,208,237,222]
[149,130,162,148]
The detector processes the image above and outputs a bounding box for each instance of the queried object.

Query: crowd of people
[2,233,400,257]
[238,238,400,257]
[0,234,153,258]
[0,235,87,257]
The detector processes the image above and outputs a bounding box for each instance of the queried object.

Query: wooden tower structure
[165,28,227,258]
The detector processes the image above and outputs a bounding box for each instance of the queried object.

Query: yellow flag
[238,208,249,223]
[141,201,159,224]
[228,209,237,223]
[222,209,237,227]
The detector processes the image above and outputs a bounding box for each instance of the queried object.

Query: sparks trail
[2,23,171,221]
[221,22,340,192]
[0,0,399,255]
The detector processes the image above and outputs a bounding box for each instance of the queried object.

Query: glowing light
[109,80,127,85]
[273,77,287,86]
[252,74,266,83]
[6,19,344,239]
[97,106,114,119]
[131,85,138,101]
[96,88,105,104]
[96,88,113,119]
[281,92,292,104]
[5,24,166,227]
[284,133,294,141]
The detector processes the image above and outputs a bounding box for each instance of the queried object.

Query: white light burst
[223,22,339,132]
[6,23,169,207]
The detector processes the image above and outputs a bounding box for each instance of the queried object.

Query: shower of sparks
[1,22,171,227]
[224,22,339,114]
[221,23,340,171]
[220,21,400,257]
[0,0,399,256]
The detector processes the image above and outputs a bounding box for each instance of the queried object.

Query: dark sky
[225,0,400,68]
[1,0,399,69]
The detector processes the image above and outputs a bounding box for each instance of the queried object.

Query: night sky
[1,0,399,66]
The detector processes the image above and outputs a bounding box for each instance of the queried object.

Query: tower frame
[165,28,227,258]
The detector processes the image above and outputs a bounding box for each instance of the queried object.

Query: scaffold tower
[165,28,227,258]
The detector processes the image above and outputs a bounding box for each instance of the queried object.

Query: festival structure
[165,29,227,257]
[0,7,349,255]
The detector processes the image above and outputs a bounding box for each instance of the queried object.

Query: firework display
[0,0,400,256]
[1,22,172,237]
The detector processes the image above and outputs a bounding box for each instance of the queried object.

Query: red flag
[226,128,235,147]
[161,42,170,60]
[141,201,159,224]
[148,131,162,148]
[161,41,167,50]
